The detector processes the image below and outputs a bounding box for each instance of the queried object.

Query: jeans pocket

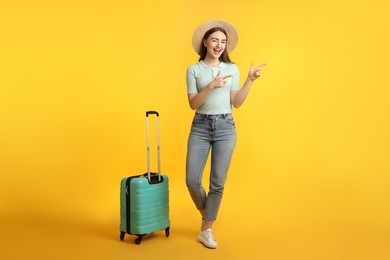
[224,115,235,127]
[192,116,206,126]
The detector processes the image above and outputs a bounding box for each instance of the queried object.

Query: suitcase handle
[146,111,161,182]
[146,111,159,117]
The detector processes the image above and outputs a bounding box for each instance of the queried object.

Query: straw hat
[192,19,238,55]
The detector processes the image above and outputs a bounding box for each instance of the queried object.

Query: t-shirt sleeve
[230,64,240,91]
[186,66,198,94]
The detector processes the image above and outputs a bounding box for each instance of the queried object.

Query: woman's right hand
[209,71,232,89]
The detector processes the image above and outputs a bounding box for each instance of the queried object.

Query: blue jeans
[186,113,236,221]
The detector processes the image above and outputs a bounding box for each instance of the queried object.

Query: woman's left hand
[248,61,266,81]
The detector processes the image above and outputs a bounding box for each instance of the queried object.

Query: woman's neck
[202,57,221,68]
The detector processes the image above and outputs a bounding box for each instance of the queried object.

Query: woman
[186,19,265,249]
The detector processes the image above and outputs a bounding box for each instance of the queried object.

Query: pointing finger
[222,75,232,79]
[255,64,266,71]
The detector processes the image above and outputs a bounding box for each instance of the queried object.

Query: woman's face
[203,31,227,59]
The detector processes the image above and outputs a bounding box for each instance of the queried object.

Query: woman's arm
[188,87,213,110]
[188,71,232,110]
[231,62,266,108]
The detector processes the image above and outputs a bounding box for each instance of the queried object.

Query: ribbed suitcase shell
[119,174,170,243]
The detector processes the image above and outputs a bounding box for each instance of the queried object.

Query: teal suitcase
[119,111,170,244]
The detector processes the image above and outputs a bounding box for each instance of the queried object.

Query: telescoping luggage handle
[146,111,161,182]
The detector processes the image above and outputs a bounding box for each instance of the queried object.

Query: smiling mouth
[213,49,222,54]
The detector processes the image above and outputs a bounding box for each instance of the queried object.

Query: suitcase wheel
[135,235,143,245]
[165,227,170,237]
[120,231,125,241]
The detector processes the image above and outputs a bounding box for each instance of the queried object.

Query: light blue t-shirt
[186,61,240,115]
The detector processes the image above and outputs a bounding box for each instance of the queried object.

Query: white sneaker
[198,228,217,249]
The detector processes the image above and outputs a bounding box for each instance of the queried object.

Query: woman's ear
[203,39,207,47]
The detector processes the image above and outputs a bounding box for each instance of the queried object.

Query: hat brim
[192,19,238,55]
